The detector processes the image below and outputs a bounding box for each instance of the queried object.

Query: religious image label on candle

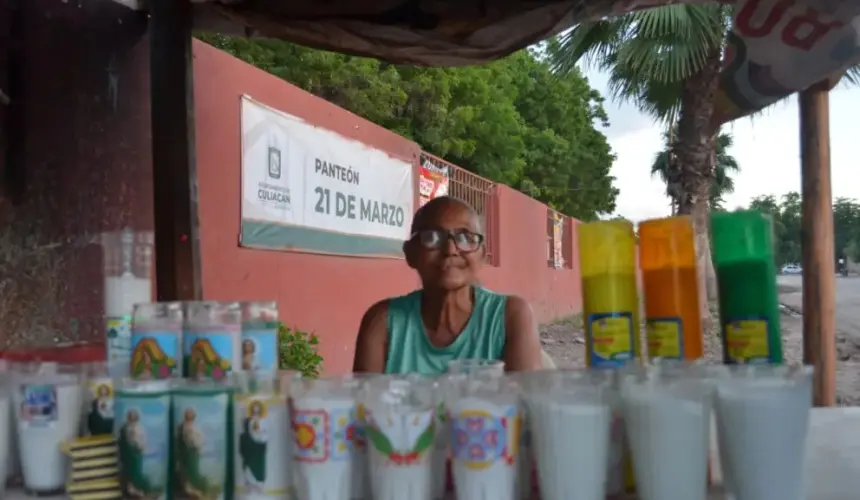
[724,318,771,364]
[130,334,179,380]
[174,391,232,500]
[646,318,683,359]
[241,301,280,374]
[183,333,234,381]
[236,395,291,497]
[241,330,278,373]
[85,378,114,436]
[587,312,635,367]
[116,392,170,500]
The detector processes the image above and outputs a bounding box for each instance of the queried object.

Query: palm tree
[844,66,860,86]
[548,5,731,321]
[651,129,740,214]
[548,6,860,320]
[549,5,730,208]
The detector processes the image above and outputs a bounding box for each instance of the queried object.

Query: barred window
[546,209,572,269]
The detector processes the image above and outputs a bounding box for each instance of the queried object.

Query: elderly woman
[353,196,552,375]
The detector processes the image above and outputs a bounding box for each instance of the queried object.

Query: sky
[583,69,860,222]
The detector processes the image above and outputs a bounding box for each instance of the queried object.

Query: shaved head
[411,196,480,234]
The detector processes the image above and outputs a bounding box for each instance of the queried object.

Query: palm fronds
[548,4,731,125]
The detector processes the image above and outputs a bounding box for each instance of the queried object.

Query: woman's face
[406,201,484,291]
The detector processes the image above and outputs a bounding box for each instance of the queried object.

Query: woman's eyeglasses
[410,229,484,253]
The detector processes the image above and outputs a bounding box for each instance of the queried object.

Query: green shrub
[278,324,323,378]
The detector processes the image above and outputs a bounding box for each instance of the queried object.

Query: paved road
[778,274,860,338]
[778,274,860,406]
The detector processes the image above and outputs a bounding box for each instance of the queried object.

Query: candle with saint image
[235,372,292,499]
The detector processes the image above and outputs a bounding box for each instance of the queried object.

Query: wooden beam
[799,80,837,407]
[149,0,202,301]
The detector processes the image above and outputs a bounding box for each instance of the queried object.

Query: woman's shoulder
[474,286,508,301]
[359,299,390,331]
[363,290,420,312]
[503,294,534,323]
[360,290,421,327]
[474,286,520,312]
[475,289,533,328]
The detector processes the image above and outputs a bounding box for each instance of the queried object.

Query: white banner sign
[241,96,414,247]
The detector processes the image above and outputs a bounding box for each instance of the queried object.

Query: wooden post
[799,80,836,407]
[149,0,202,301]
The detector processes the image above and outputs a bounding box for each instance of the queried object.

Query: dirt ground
[540,303,860,406]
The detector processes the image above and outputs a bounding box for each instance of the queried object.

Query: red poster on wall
[419,155,450,207]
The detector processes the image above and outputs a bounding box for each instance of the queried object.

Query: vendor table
[8,407,860,499]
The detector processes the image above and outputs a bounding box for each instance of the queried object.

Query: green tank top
[384,286,508,375]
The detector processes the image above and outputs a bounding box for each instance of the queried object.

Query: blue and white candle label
[241,329,278,372]
[587,312,635,368]
[450,406,520,469]
[115,393,170,500]
[183,332,234,381]
[20,384,58,428]
[173,393,230,500]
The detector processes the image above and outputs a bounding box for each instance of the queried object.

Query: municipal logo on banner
[255,129,291,211]
[268,145,281,180]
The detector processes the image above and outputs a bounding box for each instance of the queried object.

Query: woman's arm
[502,295,545,372]
[352,300,390,373]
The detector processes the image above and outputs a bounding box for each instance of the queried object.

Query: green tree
[776,192,802,266]
[196,34,618,220]
[651,129,740,214]
[748,194,790,266]
[833,198,860,263]
[745,192,860,268]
